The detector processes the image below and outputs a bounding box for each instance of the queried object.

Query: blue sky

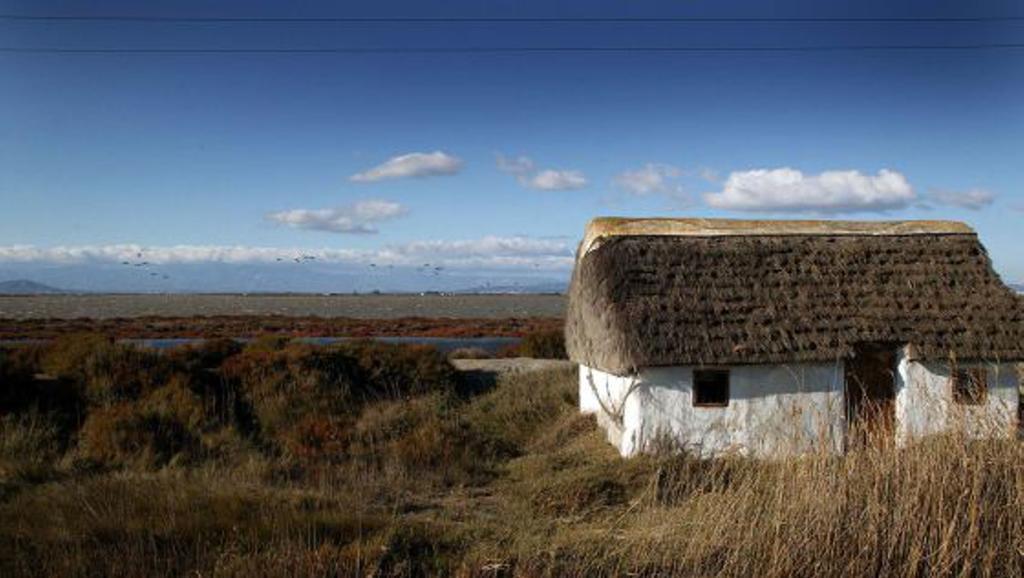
[2,0,1023,291]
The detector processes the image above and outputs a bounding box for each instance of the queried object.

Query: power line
[2,44,1024,54]
[1,14,1023,24]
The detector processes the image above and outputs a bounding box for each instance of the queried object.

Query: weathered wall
[581,353,1021,459]
[580,363,845,458]
[896,350,1020,444]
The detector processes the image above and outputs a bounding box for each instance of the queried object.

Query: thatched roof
[566,218,1024,374]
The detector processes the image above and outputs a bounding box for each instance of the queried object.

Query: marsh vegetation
[1,334,1022,577]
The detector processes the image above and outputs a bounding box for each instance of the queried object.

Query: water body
[2,336,521,354]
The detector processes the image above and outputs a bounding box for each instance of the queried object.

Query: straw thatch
[566,218,1024,375]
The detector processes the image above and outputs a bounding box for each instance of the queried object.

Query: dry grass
[1,336,1022,577]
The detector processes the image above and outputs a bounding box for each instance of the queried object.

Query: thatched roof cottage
[567,218,1024,457]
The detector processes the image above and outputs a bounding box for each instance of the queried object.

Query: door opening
[845,343,897,449]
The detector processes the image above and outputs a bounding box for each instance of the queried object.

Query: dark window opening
[952,367,988,405]
[693,369,730,407]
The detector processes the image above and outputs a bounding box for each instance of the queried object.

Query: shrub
[499,329,567,359]
[345,392,492,484]
[332,340,458,401]
[78,402,200,468]
[462,367,577,459]
[220,343,359,441]
[140,373,208,431]
[39,333,113,380]
[222,341,457,446]
[41,334,174,406]
[164,337,242,371]
[242,334,293,354]
[281,413,350,463]
[2,346,85,447]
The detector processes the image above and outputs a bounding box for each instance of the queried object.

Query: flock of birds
[274,254,319,264]
[120,252,170,280]
[368,262,447,277]
[273,254,447,276]
[118,251,452,281]
[120,251,546,291]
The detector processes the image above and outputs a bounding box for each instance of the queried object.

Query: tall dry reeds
[0,336,1021,577]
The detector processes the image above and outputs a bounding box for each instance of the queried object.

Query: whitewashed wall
[895,349,1019,444]
[580,363,846,458]
[581,352,1021,459]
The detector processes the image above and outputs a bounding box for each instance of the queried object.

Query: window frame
[692,368,730,408]
[951,366,988,406]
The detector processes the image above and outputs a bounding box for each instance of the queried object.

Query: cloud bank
[0,236,574,270]
[704,168,915,214]
[350,151,462,182]
[266,200,407,234]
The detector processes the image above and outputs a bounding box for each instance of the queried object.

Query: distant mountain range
[0,279,69,294]
[1011,283,1024,294]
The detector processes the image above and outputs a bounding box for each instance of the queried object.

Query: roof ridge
[581,217,975,256]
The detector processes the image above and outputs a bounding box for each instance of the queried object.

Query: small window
[951,367,987,405]
[693,369,729,407]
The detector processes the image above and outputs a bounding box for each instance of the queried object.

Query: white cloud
[350,151,462,182]
[495,154,534,176]
[704,168,915,214]
[375,235,574,269]
[0,236,574,270]
[266,199,407,234]
[527,169,587,191]
[496,154,587,191]
[0,244,351,265]
[385,236,568,258]
[613,163,684,196]
[929,188,995,210]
